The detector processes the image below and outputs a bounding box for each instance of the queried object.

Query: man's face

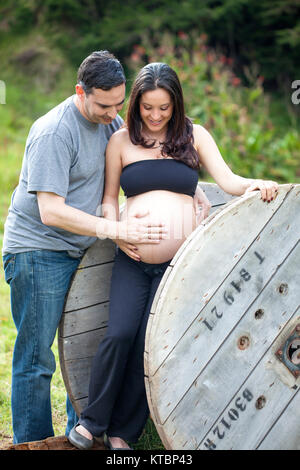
[76,83,126,124]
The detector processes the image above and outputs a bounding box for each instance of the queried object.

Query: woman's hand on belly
[114,239,141,261]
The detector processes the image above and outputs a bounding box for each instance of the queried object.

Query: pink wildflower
[178,31,188,40]
[130,52,141,63]
[133,45,146,55]
[231,76,241,86]
[257,75,264,84]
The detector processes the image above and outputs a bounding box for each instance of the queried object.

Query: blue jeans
[2,250,81,443]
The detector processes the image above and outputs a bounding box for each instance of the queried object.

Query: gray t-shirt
[2,95,123,258]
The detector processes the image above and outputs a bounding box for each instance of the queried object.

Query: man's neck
[73,95,84,116]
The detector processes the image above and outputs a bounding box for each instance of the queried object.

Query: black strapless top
[120,159,198,198]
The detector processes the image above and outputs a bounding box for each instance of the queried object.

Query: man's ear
[75,83,85,99]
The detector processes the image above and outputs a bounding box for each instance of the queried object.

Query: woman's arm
[193,185,212,224]
[102,131,139,260]
[193,124,278,201]
[101,132,123,222]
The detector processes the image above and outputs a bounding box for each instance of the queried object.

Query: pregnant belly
[121,191,197,264]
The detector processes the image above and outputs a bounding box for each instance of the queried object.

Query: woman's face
[139,88,173,135]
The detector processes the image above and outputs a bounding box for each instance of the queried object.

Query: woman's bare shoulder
[192,123,211,138]
[106,126,132,165]
[192,123,215,148]
[108,125,130,144]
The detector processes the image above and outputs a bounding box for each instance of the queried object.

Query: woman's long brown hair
[126,62,200,169]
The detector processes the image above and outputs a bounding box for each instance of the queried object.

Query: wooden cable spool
[58,183,300,450]
[144,183,300,450]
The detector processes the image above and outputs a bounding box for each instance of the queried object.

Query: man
[2,50,167,444]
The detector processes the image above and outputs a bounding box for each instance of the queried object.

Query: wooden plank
[60,328,107,361]
[59,234,115,415]
[257,390,300,450]
[60,302,109,337]
[78,238,115,269]
[74,396,89,412]
[61,357,93,400]
[63,262,113,312]
[197,312,300,450]
[4,435,105,450]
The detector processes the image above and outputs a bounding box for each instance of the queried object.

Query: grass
[0,269,14,444]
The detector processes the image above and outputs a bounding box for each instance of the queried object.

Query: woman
[68,62,278,450]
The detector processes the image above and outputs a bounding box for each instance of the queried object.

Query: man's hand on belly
[116,209,168,245]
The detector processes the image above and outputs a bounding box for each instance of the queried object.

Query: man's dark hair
[77,50,126,94]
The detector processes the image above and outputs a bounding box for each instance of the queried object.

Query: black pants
[79,248,170,443]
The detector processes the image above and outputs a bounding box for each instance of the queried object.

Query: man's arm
[37,192,167,243]
[37,192,116,238]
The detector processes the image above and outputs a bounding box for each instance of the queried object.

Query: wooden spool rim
[144,183,300,450]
